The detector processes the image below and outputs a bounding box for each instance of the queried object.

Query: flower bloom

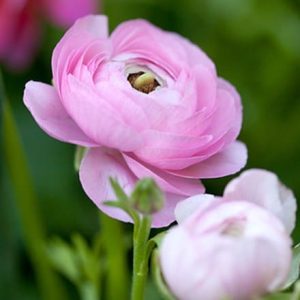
[24,15,247,227]
[0,0,97,70]
[160,200,292,300]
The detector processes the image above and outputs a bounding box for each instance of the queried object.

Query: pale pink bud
[160,200,292,300]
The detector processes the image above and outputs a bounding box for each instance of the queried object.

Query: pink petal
[175,194,217,224]
[62,75,143,151]
[111,19,216,78]
[42,0,98,27]
[123,154,205,196]
[79,148,181,227]
[223,169,297,233]
[79,147,137,223]
[23,81,98,146]
[52,15,109,92]
[168,141,247,179]
[152,193,185,228]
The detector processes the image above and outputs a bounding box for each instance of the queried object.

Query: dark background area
[1,0,300,299]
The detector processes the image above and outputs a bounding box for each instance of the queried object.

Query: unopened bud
[130,178,164,215]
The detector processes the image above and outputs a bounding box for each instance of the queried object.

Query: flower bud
[130,178,164,215]
[160,200,292,300]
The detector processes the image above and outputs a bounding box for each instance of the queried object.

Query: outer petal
[175,194,216,224]
[223,169,297,233]
[62,75,143,151]
[111,19,216,77]
[168,141,247,179]
[23,81,98,146]
[79,148,137,223]
[123,154,205,196]
[79,148,181,227]
[42,0,98,27]
[52,15,109,92]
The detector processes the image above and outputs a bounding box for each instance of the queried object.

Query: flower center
[221,219,245,237]
[128,71,160,94]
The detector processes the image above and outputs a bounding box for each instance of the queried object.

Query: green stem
[131,216,152,300]
[78,282,99,300]
[2,80,65,300]
[100,213,130,300]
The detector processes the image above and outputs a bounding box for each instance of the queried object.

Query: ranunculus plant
[16,13,299,300]
[24,15,247,227]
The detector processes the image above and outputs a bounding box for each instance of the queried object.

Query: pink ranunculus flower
[0,0,98,70]
[23,15,247,227]
[160,200,292,300]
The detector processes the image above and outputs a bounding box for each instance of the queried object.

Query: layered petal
[168,141,247,178]
[52,15,109,92]
[79,148,183,227]
[123,153,205,196]
[62,75,143,151]
[23,81,98,146]
[79,147,137,223]
[111,19,216,78]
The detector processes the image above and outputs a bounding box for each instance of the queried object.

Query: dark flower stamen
[128,71,160,94]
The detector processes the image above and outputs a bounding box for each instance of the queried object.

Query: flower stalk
[131,215,152,300]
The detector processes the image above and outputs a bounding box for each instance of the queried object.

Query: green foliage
[47,234,102,300]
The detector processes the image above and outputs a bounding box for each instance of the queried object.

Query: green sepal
[283,243,300,289]
[74,146,87,172]
[151,249,176,300]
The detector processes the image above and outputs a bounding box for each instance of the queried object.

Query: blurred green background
[1,0,300,299]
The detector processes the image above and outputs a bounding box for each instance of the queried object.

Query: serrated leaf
[283,243,300,289]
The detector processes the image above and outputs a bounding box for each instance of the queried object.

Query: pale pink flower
[0,0,97,70]
[24,15,247,227]
[160,200,292,300]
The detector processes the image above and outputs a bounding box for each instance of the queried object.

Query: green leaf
[283,243,300,289]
